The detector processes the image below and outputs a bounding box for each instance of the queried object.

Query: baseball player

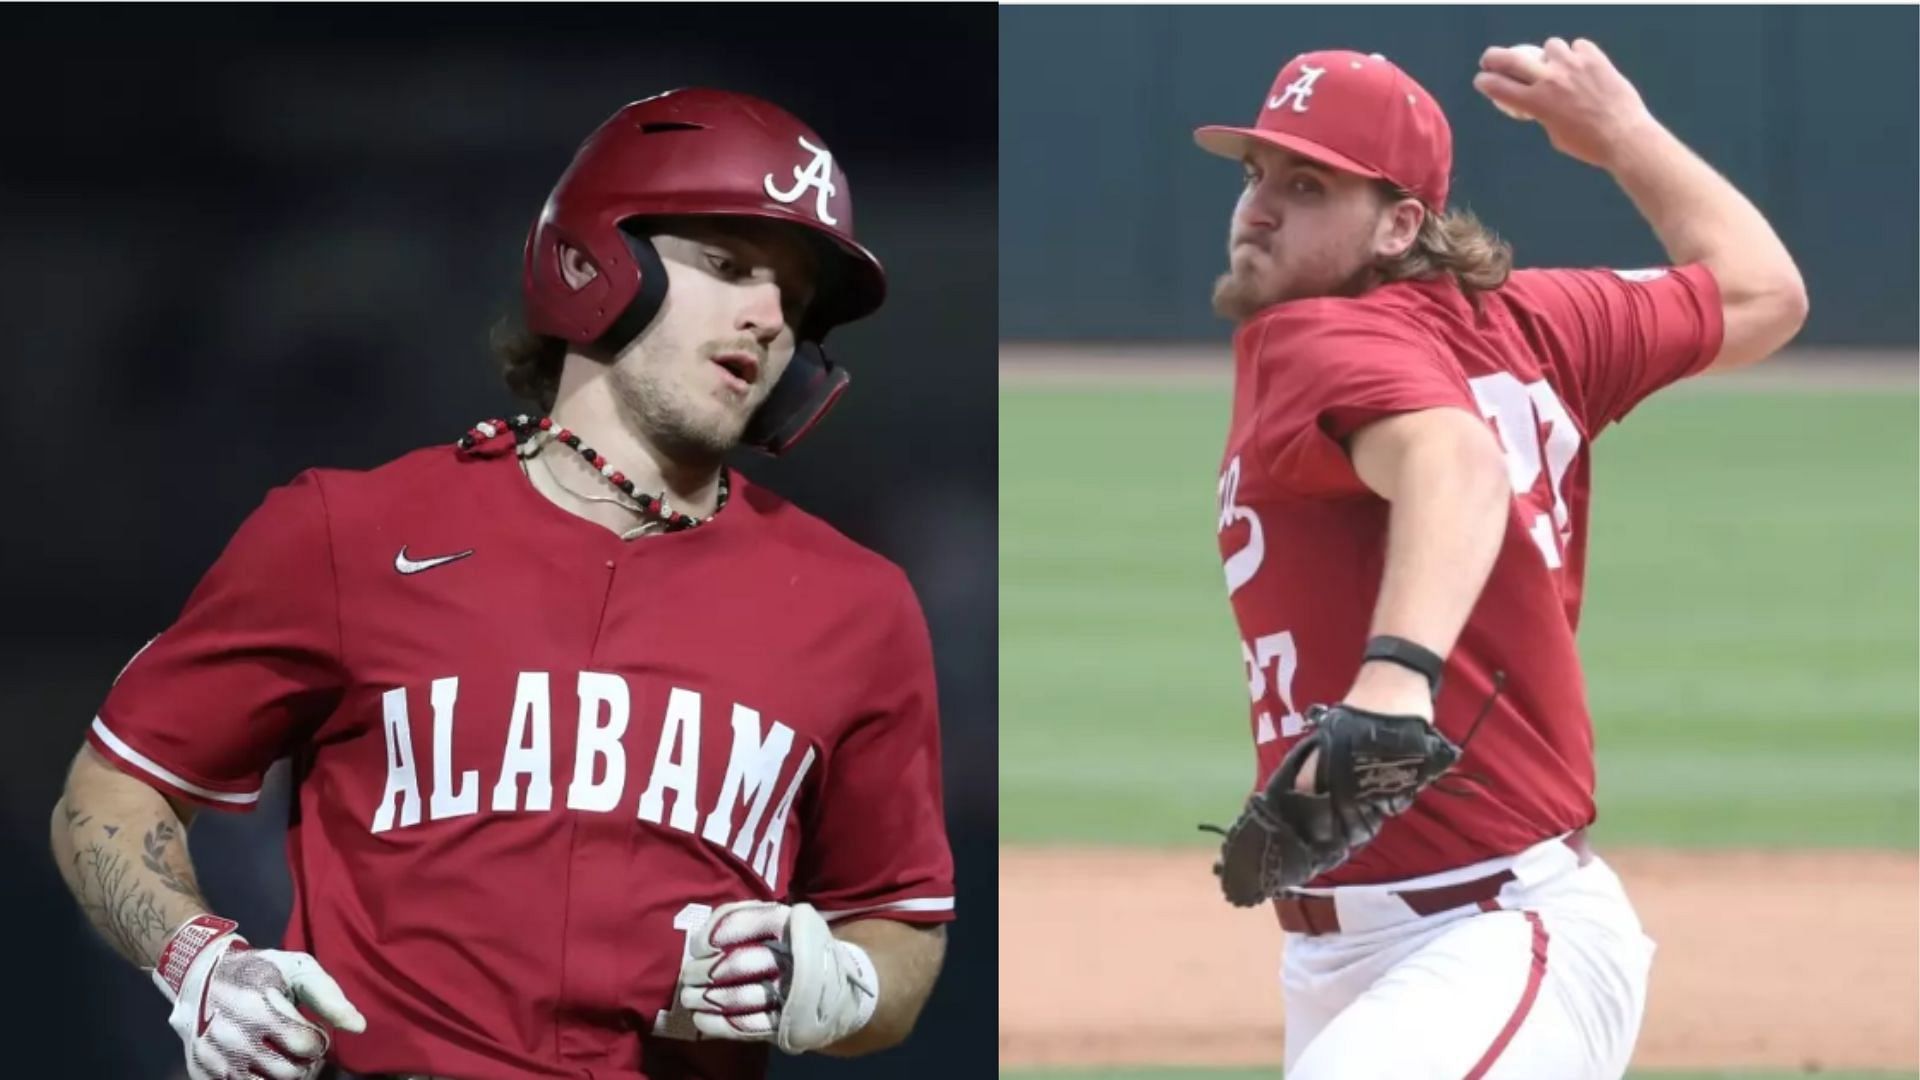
[1195,41,1806,1078]
[49,88,954,1080]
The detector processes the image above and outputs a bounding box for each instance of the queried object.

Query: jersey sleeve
[792,575,954,925]
[87,471,345,811]
[1245,302,1478,497]
[1503,264,1724,432]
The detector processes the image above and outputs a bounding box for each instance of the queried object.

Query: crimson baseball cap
[1195,50,1453,211]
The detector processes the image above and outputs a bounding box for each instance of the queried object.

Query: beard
[1211,266,1276,322]
[608,351,760,467]
[1211,242,1379,321]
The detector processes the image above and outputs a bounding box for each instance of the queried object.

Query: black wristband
[1363,635,1445,700]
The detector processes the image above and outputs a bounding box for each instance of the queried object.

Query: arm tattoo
[141,822,199,900]
[72,844,175,967]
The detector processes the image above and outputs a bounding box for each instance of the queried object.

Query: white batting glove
[152,915,367,1080]
[676,901,879,1054]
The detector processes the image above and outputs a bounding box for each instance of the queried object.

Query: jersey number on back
[1468,373,1582,569]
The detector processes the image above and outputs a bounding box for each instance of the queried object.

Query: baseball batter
[1195,42,1806,1078]
[50,89,954,1080]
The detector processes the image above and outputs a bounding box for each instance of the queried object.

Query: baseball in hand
[1493,44,1544,121]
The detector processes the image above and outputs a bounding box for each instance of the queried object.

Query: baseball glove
[1204,703,1463,906]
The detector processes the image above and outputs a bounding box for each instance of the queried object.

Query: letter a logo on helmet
[520,89,886,456]
[763,137,840,225]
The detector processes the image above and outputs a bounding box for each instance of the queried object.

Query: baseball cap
[1195,50,1453,211]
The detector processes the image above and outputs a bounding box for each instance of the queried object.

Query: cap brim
[1193,125,1387,182]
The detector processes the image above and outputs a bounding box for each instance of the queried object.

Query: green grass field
[1000,385,1919,850]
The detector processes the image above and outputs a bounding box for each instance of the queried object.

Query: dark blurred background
[1001,4,1918,348]
[0,6,994,1078]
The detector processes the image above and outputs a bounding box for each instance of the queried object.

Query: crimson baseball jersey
[1217,264,1723,884]
[90,438,955,1080]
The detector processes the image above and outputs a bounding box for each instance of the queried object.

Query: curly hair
[490,317,568,414]
[1372,183,1514,297]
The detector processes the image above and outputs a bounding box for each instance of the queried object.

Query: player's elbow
[1710,271,1810,373]
[1778,269,1810,336]
[1759,261,1810,340]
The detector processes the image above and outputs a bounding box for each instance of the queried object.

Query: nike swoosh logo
[196,976,217,1036]
[394,546,474,575]
[831,970,876,1022]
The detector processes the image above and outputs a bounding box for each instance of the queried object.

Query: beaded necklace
[460,414,728,533]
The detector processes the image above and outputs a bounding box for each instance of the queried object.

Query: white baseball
[1493,44,1545,121]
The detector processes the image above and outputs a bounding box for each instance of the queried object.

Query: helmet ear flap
[742,341,849,456]
[586,228,670,358]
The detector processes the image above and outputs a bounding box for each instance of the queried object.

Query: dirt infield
[999,847,1920,1072]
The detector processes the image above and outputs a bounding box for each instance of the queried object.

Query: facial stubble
[610,346,754,467]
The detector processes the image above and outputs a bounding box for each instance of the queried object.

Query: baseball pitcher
[51,89,954,1080]
[1197,42,1806,1078]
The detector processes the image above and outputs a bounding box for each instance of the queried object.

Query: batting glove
[152,914,367,1080]
[676,900,879,1054]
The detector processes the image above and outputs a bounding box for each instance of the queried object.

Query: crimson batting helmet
[522,88,887,455]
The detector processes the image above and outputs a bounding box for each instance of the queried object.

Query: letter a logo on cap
[764,136,840,225]
[1267,65,1327,113]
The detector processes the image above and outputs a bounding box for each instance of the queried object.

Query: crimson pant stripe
[1462,910,1549,1080]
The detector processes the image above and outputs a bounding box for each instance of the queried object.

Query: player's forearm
[1355,439,1509,706]
[51,746,212,968]
[1603,115,1805,312]
[818,920,947,1057]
